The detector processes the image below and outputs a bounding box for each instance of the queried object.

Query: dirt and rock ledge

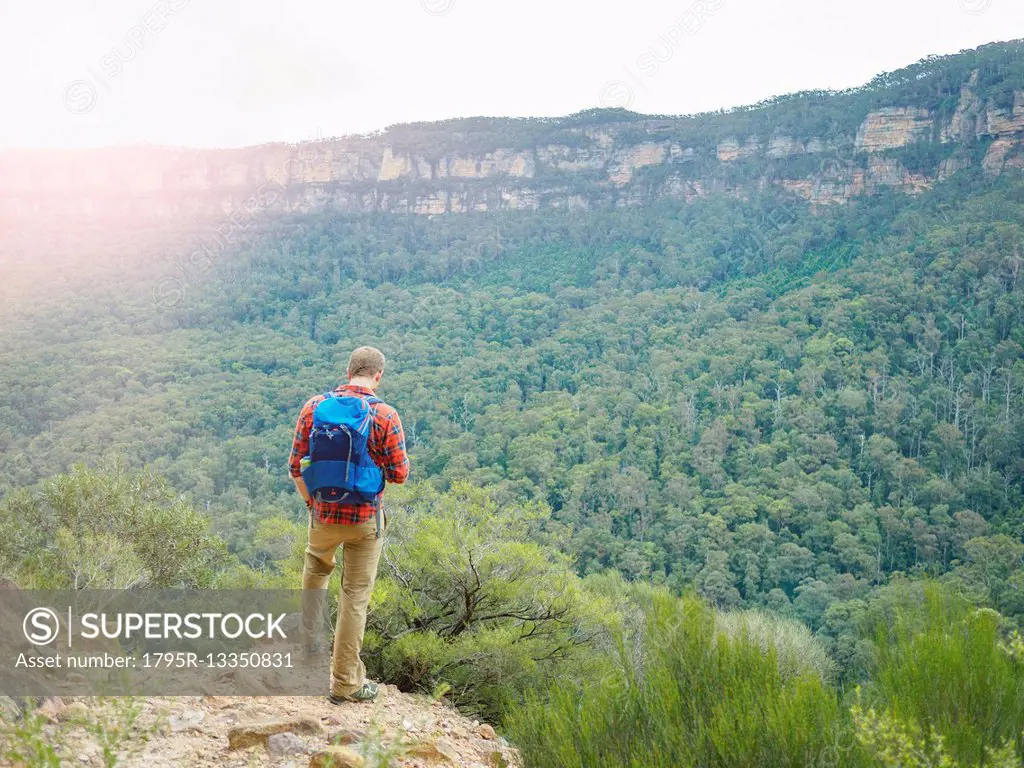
[1,688,520,768]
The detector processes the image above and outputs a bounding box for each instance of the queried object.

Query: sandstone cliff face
[717,136,760,162]
[2,67,1022,221]
[938,69,1024,175]
[854,107,935,152]
[608,142,669,185]
[985,91,1024,136]
[942,69,984,143]
[766,135,806,159]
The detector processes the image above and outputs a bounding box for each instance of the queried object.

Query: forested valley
[2,42,1024,767]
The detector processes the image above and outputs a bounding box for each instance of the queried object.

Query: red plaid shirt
[289,384,409,524]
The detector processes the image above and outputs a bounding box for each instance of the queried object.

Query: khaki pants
[301,511,386,697]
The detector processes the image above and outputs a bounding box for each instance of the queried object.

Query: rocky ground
[0,688,520,768]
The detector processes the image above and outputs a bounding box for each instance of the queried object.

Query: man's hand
[293,476,312,506]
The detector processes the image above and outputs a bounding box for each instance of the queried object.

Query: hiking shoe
[328,682,379,704]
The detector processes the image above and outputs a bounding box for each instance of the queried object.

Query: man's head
[347,346,386,388]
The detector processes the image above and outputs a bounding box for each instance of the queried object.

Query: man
[289,346,409,703]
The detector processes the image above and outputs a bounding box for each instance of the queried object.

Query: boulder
[267,732,307,757]
[409,738,459,763]
[308,746,365,768]
[228,717,323,749]
[331,727,365,745]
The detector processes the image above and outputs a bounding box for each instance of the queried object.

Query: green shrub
[0,697,155,768]
[1,707,63,767]
[0,461,229,588]
[507,586,847,768]
[364,483,615,721]
[861,583,1024,765]
[717,608,837,683]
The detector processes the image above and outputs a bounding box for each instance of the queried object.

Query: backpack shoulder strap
[320,389,381,409]
[311,392,334,415]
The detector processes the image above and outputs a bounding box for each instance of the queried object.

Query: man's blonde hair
[348,346,386,379]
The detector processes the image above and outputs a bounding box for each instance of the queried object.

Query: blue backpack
[301,392,385,505]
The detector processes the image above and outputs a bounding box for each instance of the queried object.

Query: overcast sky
[2,0,1021,149]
